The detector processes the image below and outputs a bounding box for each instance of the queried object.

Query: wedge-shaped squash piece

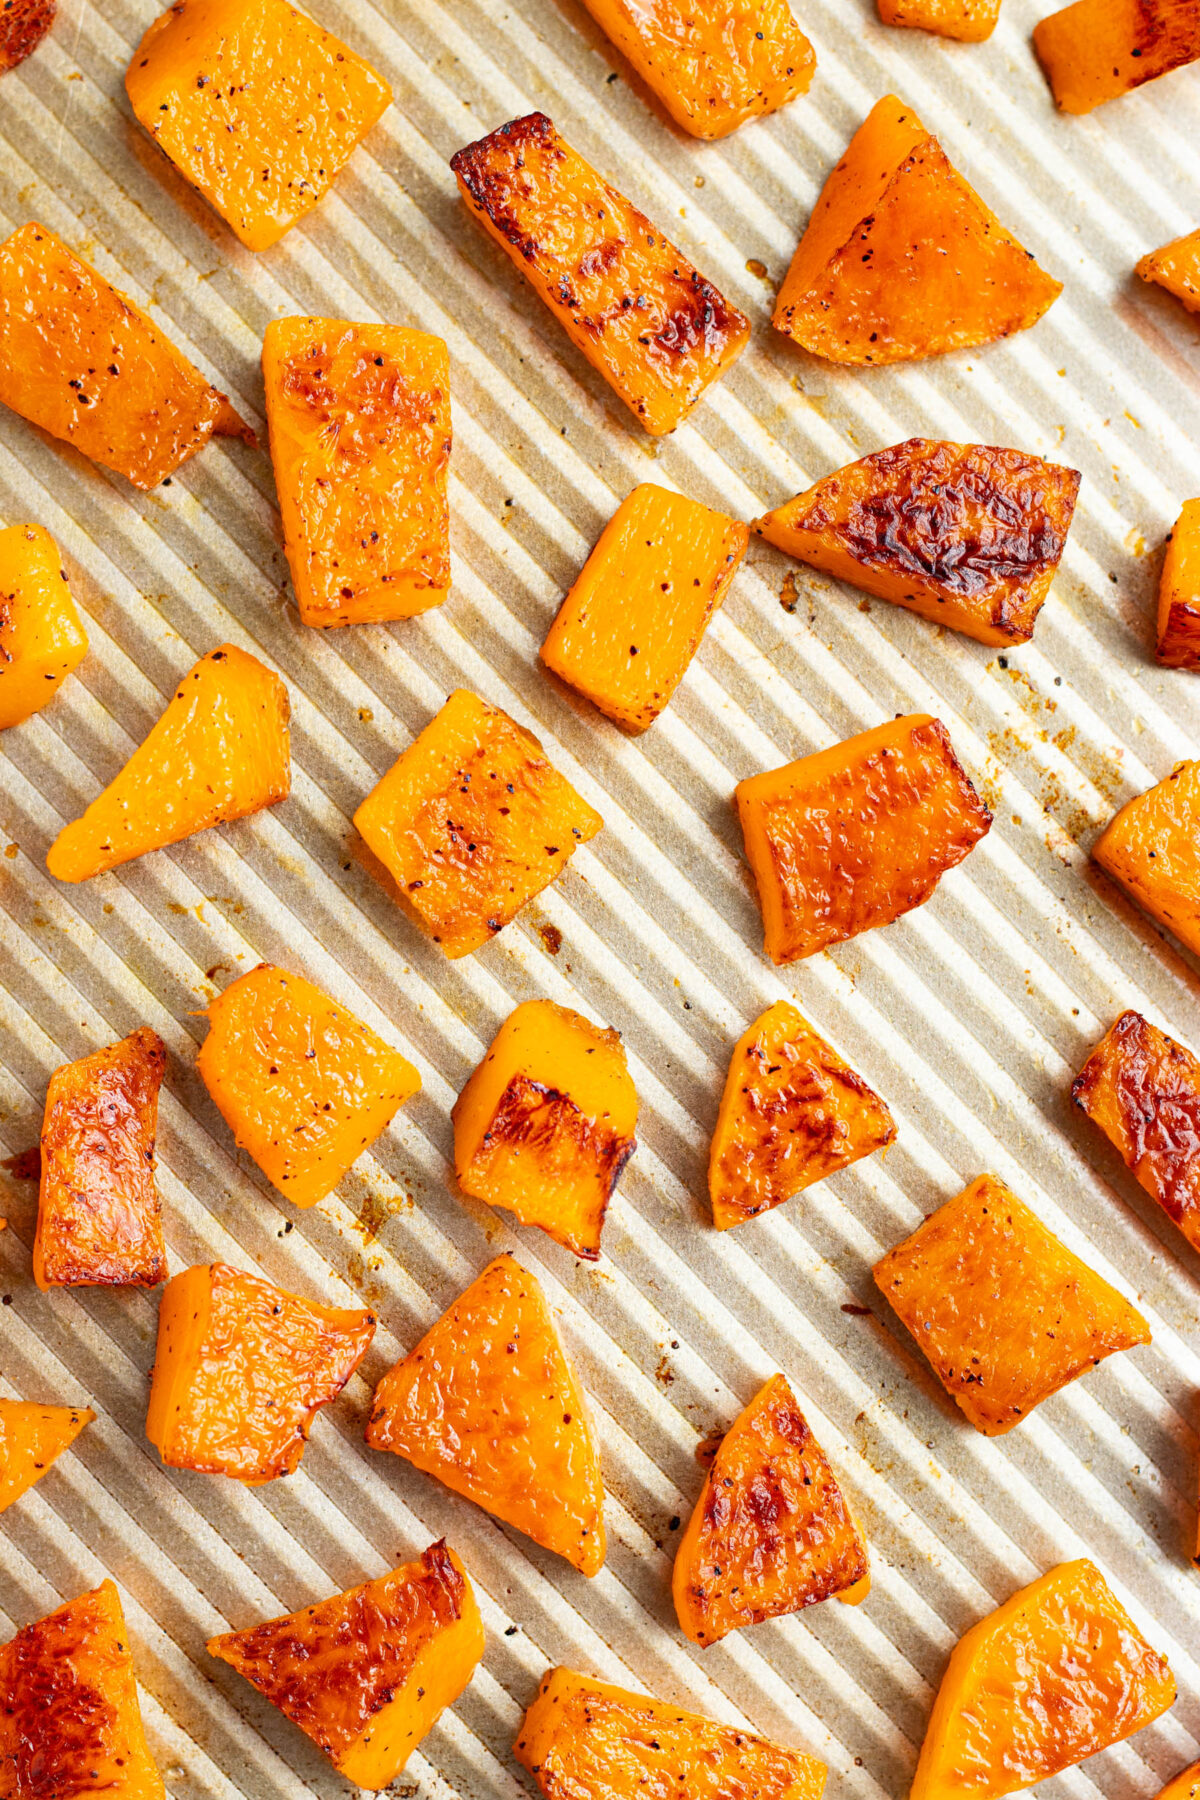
[208,1541,482,1790]
[366,1254,606,1574]
[0,524,87,730]
[874,1174,1150,1435]
[877,0,999,41]
[146,1261,374,1481]
[0,1399,94,1511]
[126,0,391,252]
[47,643,290,882]
[198,963,420,1209]
[0,1581,166,1800]
[542,484,747,734]
[517,1667,827,1800]
[1155,499,1200,669]
[354,687,602,959]
[1094,761,1200,958]
[0,224,250,489]
[736,714,991,964]
[912,1559,1175,1800]
[1139,230,1200,317]
[34,1026,167,1290]
[710,1002,895,1229]
[453,1000,637,1259]
[1158,1766,1200,1800]
[262,317,451,627]
[1,0,55,71]
[773,97,1061,366]
[755,441,1080,647]
[451,113,750,435]
[1034,0,1200,113]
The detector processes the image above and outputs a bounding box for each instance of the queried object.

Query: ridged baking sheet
[1,0,1199,1795]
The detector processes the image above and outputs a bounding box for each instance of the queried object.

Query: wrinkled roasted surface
[0,523,88,730]
[1034,0,1200,112]
[754,440,1080,647]
[1156,498,1200,669]
[0,1399,94,1512]
[263,318,451,626]
[125,0,391,251]
[0,0,55,73]
[672,1374,868,1645]
[35,1026,166,1290]
[1093,760,1200,957]
[912,1560,1175,1800]
[874,1174,1150,1435]
[876,0,999,42]
[451,113,749,434]
[198,962,420,1209]
[0,224,250,488]
[354,687,602,958]
[1139,229,1200,316]
[735,713,991,963]
[366,1253,606,1574]
[516,1667,828,1800]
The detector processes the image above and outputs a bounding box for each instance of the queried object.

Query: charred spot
[1128,0,1200,84]
[450,113,564,264]
[0,0,55,72]
[1074,1010,1200,1227]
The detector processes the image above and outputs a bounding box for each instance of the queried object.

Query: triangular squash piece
[365,1254,605,1574]
[672,1373,867,1644]
[773,96,1061,365]
[0,1398,94,1510]
[912,1559,1174,1800]
[1138,229,1200,316]
[46,643,290,882]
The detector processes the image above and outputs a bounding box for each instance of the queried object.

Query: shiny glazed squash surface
[0,0,55,70]
[0,524,87,730]
[1138,230,1200,316]
[876,0,1000,42]
[1093,760,1200,958]
[1155,498,1200,669]
[0,1399,94,1512]
[1033,0,1200,112]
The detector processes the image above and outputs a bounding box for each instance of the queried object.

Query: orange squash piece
[452,999,637,1259]
[34,1026,166,1291]
[0,1399,94,1511]
[874,1173,1150,1435]
[146,1261,374,1482]
[877,0,1000,41]
[0,0,55,71]
[354,687,602,959]
[125,0,391,252]
[710,1002,895,1230]
[0,524,87,729]
[0,224,250,489]
[262,317,451,627]
[772,97,1061,366]
[451,113,750,435]
[755,441,1080,647]
[912,1559,1175,1800]
[366,1253,606,1575]
[1155,499,1200,669]
[46,643,290,882]
[1093,761,1200,958]
[208,1541,483,1790]
[542,484,747,734]
[1034,0,1200,113]
[735,713,991,964]
[1139,230,1200,317]
[1158,1766,1200,1800]
[198,962,420,1209]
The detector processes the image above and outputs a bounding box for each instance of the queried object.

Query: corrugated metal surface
[1,0,1199,1794]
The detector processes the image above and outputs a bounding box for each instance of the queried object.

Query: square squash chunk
[1093,760,1200,957]
[0,523,87,730]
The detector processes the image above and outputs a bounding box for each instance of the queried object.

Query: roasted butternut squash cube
[773,97,1061,366]
[125,0,391,252]
[47,643,290,882]
[198,962,420,1209]
[1158,1765,1200,1800]
[1139,229,1200,317]
[710,1002,895,1229]
[366,1253,606,1575]
[1093,761,1200,958]
[146,1261,374,1482]
[1034,0,1200,113]
[1156,499,1200,669]
[354,687,602,959]
[0,0,55,71]
[34,1026,166,1291]
[912,1559,1174,1800]
[0,524,87,730]
[542,484,747,734]
[735,714,991,964]
[874,1174,1150,1435]
[451,113,749,435]
[208,1541,482,1790]
[0,1399,94,1511]
[0,224,250,489]
[877,0,1000,41]
[452,999,637,1259]
[516,1667,827,1800]
[262,317,451,627]
[754,440,1080,647]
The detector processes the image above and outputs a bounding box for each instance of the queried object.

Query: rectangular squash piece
[263,317,451,626]
[877,0,1000,41]
[1156,498,1200,669]
[1093,761,1200,957]
[450,113,750,435]
[1034,0,1200,112]
[0,523,87,729]
[1138,229,1200,316]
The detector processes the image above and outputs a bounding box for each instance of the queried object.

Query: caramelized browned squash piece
[1139,230,1200,317]
[1156,499,1200,669]
[0,0,55,71]
[877,0,999,41]
[0,523,87,730]
[874,1174,1150,1434]
[1093,761,1200,957]
[0,1399,94,1511]
[451,113,749,434]
[208,1542,483,1790]
[735,713,991,963]
[1034,0,1200,113]
[773,97,1061,365]
[755,440,1080,647]
[366,1253,606,1574]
